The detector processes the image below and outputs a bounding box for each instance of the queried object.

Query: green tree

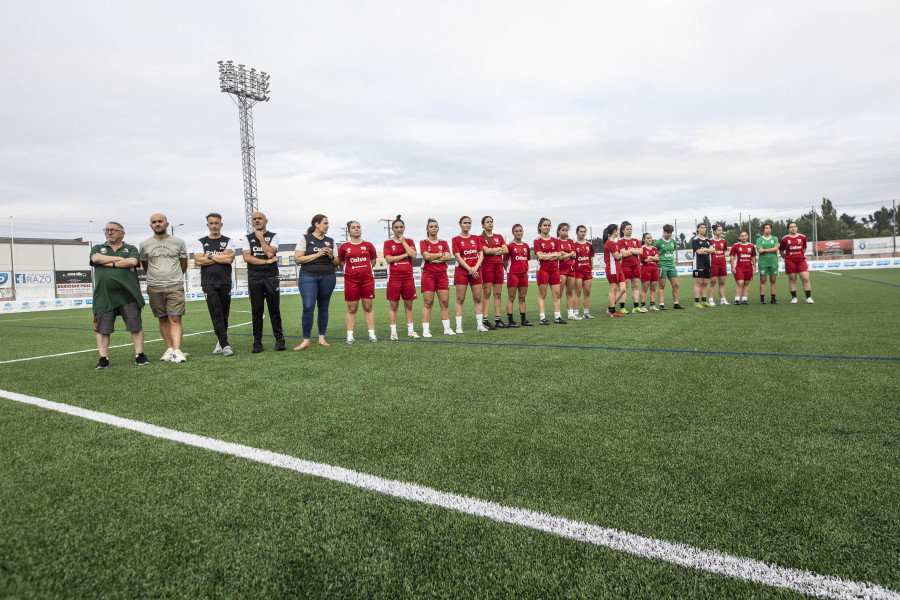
[862,206,897,236]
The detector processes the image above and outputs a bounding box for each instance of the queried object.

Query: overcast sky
[1,1,898,245]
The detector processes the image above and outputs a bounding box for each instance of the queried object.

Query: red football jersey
[710,238,728,266]
[604,239,621,274]
[730,242,757,268]
[558,238,575,270]
[383,238,415,278]
[780,234,807,260]
[338,241,377,281]
[481,233,506,264]
[617,237,642,267]
[419,239,450,273]
[641,246,659,265]
[574,241,594,272]
[532,237,560,272]
[507,242,531,274]
[452,235,483,268]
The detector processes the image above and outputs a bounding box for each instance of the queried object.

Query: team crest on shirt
[100,247,107,253]
[220,241,227,248]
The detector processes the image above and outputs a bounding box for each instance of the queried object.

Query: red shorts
[344,277,375,302]
[421,270,449,292]
[733,268,753,282]
[785,258,808,274]
[507,271,529,288]
[710,263,728,278]
[621,262,641,280]
[605,269,625,284]
[558,262,574,277]
[573,269,593,280]
[481,262,504,285]
[536,270,561,286]
[453,265,482,286]
[640,265,659,283]
[386,277,417,301]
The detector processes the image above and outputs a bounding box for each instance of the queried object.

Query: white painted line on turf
[0,320,252,365]
[0,389,895,600]
[822,271,843,276]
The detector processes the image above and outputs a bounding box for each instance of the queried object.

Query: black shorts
[94,301,143,335]
[692,269,711,279]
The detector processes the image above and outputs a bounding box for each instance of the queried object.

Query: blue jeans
[298,273,336,339]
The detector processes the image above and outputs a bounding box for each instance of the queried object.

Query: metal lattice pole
[238,96,258,233]
[218,61,270,233]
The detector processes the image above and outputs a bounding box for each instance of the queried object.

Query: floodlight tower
[217,60,271,233]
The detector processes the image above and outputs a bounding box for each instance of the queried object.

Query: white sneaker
[476,324,490,332]
[570,314,581,321]
[368,335,378,343]
[160,347,175,362]
[806,297,815,304]
[444,328,456,336]
[408,331,420,339]
[582,312,594,319]
[455,326,464,334]
[212,342,223,355]
[719,299,730,306]
[791,297,798,304]
[222,345,234,357]
[708,299,716,307]
[649,305,660,311]
[171,349,187,363]
[639,306,649,313]
[422,330,432,338]
[390,331,399,341]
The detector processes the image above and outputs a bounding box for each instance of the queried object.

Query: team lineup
[88,211,816,367]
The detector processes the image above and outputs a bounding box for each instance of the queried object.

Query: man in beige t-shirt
[140,213,189,362]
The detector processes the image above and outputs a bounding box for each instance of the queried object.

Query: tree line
[589,199,897,250]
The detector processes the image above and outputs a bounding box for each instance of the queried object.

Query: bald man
[140,213,189,362]
[243,211,285,353]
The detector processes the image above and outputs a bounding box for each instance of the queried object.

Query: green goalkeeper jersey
[756,235,779,267]
[654,237,677,267]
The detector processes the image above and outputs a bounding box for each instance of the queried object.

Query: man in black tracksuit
[242,211,285,353]
[194,212,236,356]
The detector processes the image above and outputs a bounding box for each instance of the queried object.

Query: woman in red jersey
[480,216,508,329]
[556,223,578,320]
[383,215,419,340]
[533,217,565,325]
[706,224,729,306]
[572,225,595,319]
[504,224,531,327]
[452,216,489,333]
[603,223,626,317]
[639,232,660,312]
[337,221,378,344]
[729,231,757,305]
[779,221,814,304]
[616,221,642,314]
[419,218,454,337]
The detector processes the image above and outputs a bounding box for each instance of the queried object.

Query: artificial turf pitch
[1,270,898,599]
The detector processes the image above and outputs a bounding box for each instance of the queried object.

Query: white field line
[0,390,896,600]
[0,315,91,322]
[821,271,843,276]
[0,320,252,365]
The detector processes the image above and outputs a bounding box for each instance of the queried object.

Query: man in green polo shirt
[755,222,780,304]
[90,221,149,369]
[653,224,686,309]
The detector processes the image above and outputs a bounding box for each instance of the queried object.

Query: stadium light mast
[217,60,271,233]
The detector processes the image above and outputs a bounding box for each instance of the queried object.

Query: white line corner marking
[1,390,896,600]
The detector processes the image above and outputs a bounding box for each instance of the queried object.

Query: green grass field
[1,270,898,599]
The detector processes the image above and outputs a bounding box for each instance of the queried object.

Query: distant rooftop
[0,237,89,246]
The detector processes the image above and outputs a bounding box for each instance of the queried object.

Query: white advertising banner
[14,271,55,299]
